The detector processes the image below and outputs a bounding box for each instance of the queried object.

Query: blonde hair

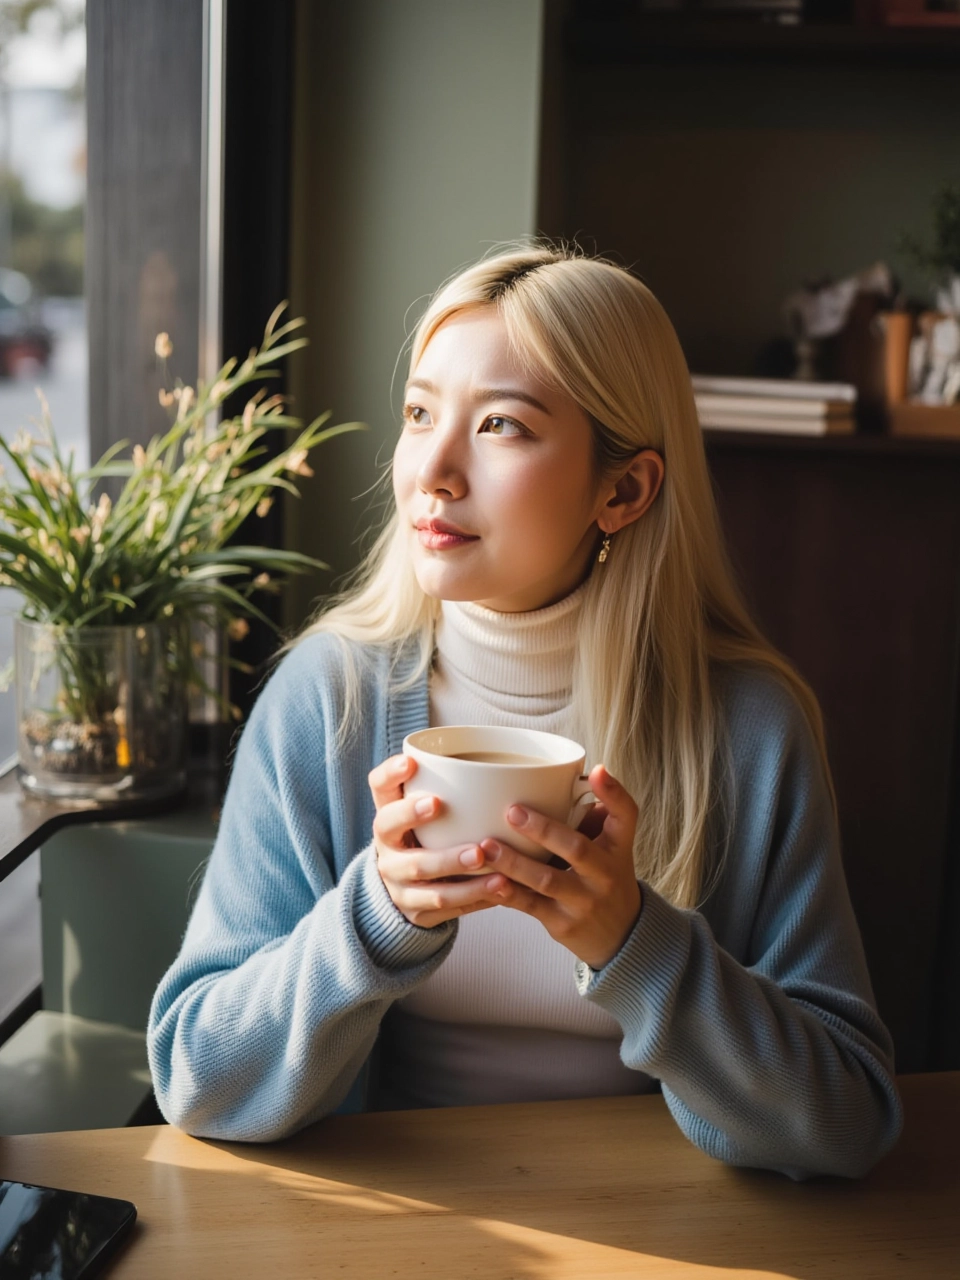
[299,244,832,909]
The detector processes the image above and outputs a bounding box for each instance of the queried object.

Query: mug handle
[568,774,596,828]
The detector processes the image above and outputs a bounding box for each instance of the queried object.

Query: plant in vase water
[0,304,359,801]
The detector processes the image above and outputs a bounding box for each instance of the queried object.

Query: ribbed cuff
[575,883,692,1060]
[352,843,456,971]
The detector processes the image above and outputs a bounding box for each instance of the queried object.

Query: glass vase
[14,618,188,804]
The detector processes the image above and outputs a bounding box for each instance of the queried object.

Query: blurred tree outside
[2,170,81,293]
[0,0,84,298]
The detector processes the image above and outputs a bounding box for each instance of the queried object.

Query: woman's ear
[597,450,665,535]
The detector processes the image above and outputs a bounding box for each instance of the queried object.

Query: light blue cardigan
[147,634,902,1179]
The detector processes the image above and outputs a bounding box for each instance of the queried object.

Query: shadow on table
[182,1077,957,1280]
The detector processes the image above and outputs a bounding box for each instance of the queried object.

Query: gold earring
[598,534,611,564]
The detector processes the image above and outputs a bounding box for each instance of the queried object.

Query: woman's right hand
[368,753,498,928]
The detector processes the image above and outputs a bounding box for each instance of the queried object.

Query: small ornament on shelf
[781,262,894,426]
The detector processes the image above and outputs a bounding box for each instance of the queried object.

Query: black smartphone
[0,1179,137,1279]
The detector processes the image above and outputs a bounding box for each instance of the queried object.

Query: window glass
[0,0,85,1025]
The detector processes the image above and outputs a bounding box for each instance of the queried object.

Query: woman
[147,245,902,1179]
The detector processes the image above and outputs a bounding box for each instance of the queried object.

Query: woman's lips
[415,520,479,551]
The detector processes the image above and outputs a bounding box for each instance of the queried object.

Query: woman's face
[393,307,610,613]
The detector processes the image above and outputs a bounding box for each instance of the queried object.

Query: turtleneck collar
[429,582,586,733]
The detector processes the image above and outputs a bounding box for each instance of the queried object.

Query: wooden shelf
[0,761,222,887]
[702,428,960,456]
[566,18,960,68]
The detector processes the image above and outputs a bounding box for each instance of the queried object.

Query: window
[0,0,85,1025]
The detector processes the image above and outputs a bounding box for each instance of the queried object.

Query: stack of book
[692,376,858,436]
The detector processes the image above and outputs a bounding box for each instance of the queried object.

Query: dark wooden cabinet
[541,6,960,1073]
[706,434,960,1072]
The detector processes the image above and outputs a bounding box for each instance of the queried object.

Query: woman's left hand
[480,763,642,971]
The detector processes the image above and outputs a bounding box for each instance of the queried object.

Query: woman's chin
[412,565,483,602]
[419,581,485,603]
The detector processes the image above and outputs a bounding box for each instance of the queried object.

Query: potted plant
[0,305,358,803]
[892,182,960,418]
[900,180,960,315]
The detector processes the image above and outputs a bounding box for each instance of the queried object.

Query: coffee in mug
[402,725,594,862]
[447,751,547,765]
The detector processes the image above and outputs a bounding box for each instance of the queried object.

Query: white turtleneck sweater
[378,587,654,1109]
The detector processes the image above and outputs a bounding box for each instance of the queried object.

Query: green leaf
[254,337,308,364]
[175,563,251,582]
[309,420,368,446]
[80,439,131,480]
[71,599,116,627]
[102,590,137,610]
[84,463,136,478]
[183,546,325,570]
[263,300,293,339]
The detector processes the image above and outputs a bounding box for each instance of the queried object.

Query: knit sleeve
[146,638,454,1142]
[576,671,903,1180]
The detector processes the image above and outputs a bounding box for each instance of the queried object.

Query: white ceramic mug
[402,725,594,862]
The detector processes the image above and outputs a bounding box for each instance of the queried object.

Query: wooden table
[1,1073,956,1278]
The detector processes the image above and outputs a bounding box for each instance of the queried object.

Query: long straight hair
[298,244,832,909]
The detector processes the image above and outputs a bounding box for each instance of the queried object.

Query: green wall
[286,0,545,626]
[41,816,215,1033]
[559,60,960,377]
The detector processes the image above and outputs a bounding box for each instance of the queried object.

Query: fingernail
[459,846,482,868]
[415,797,435,817]
[396,756,411,773]
[508,805,528,827]
[482,840,501,862]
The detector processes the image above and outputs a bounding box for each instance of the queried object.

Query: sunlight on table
[141,1126,802,1280]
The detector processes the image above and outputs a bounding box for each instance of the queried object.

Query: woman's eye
[481,415,526,437]
[404,404,431,427]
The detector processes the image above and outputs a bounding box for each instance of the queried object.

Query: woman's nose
[416,433,467,499]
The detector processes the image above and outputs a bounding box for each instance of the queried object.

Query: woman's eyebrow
[404,377,552,415]
[404,377,440,397]
[476,387,552,415]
